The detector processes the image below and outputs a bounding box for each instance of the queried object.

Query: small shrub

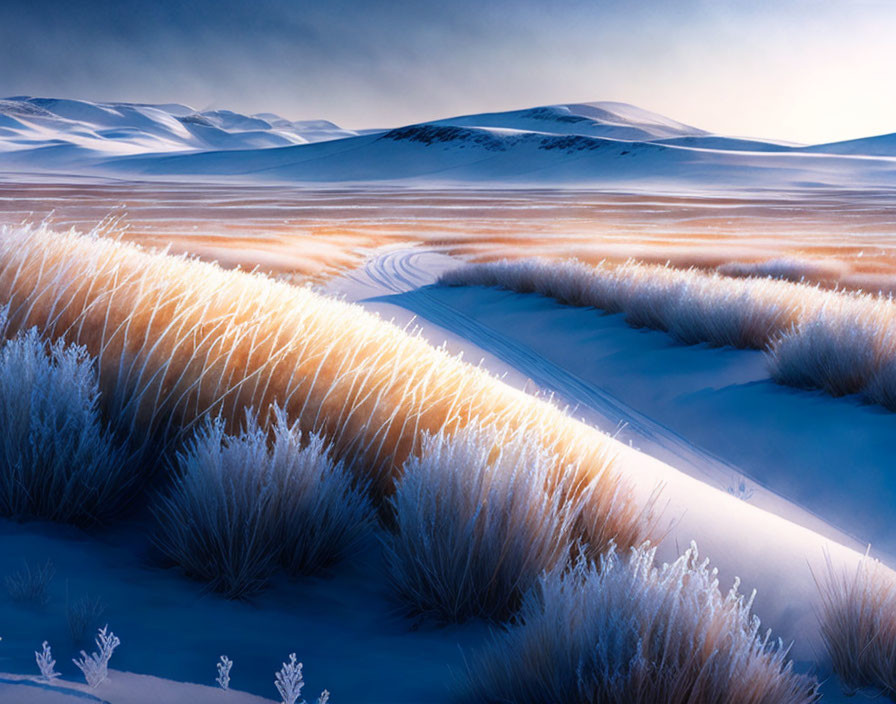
[275,653,304,704]
[153,407,374,598]
[5,559,55,606]
[73,625,120,688]
[383,423,595,622]
[0,329,131,524]
[464,543,819,704]
[816,554,896,698]
[35,641,60,682]
[216,655,232,690]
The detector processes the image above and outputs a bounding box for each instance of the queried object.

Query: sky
[1,0,894,144]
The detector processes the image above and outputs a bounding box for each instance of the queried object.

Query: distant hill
[1,96,895,191]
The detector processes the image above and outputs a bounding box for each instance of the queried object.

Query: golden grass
[0,224,649,553]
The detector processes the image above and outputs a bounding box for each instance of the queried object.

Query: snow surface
[0,672,275,704]
[1,97,896,191]
[0,519,484,703]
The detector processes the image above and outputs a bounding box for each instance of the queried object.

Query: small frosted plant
[216,655,232,691]
[5,559,55,606]
[35,641,60,682]
[275,653,304,704]
[72,625,120,688]
[317,691,330,704]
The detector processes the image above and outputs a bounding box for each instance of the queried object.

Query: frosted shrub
[216,655,232,690]
[5,559,55,606]
[768,297,896,396]
[35,641,60,682]
[817,555,896,698]
[275,653,304,704]
[0,330,130,524]
[153,408,374,598]
[384,423,595,622]
[464,543,818,704]
[73,625,120,688]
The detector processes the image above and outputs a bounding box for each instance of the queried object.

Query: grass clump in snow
[767,297,896,397]
[464,543,819,704]
[153,407,375,599]
[0,327,130,524]
[383,423,609,623]
[4,559,55,606]
[817,554,896,699]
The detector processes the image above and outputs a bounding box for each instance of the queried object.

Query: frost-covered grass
[464,543,819,704]
[4,559,55,606]
[441,258,805,349]
[0,327,130,524]
[817,554,896,699]
[767,296,896,397]
[66,593,108,646]
[443,258,896,409]
[0,224,648,553]
[153,408,375,598]
[384,423,610,622]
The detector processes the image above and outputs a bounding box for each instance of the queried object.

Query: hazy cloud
[1,0,894,143]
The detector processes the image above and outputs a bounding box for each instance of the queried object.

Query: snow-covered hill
[0,97,362,157]
[1,96,895,191]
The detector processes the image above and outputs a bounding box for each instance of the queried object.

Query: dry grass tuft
[464,542,819,704]
[816,554,896,698]
[154,408,375,598]
[383,422,614,622]
[0,327,130,524]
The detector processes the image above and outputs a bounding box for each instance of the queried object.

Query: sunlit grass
[0,224,649,555]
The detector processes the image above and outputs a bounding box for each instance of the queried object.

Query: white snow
[0,671,276,704]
